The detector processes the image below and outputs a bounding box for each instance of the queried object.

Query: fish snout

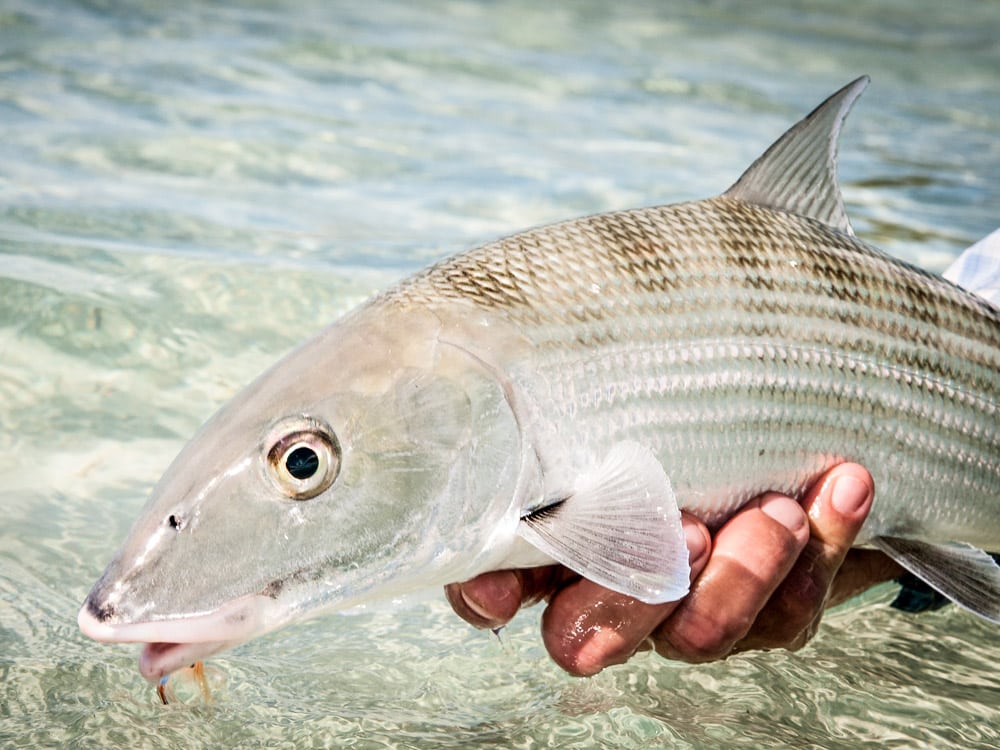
[83,592,118,625]
[78,597,126,643]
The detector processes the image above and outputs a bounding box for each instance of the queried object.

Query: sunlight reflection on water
[1,1,998,748]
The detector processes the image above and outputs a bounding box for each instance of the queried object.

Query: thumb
[444,566,576,630]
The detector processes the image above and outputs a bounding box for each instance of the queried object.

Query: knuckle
[564,637,633,677]
[543,634,606,677]
[767,582,826,636]
[749,614,810,651]
[541,597,649,677]
[551,649,593,677]
[780,573,828,619]
[739,582,828,652]
[570,649,616,677]
[658,610,753,663]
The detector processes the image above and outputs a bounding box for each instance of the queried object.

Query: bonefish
[79,77,1000,684]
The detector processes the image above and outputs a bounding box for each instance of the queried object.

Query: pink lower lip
[139,641,233,683]
[78,593,276,682]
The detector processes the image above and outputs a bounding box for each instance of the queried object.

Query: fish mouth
[77,592,275,683]
[138,640,235,682]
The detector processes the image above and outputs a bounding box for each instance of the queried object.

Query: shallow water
[1,1,998,747]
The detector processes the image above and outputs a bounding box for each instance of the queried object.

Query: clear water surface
[1,1,998,748]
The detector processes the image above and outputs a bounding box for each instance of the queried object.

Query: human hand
[445,463,902,676]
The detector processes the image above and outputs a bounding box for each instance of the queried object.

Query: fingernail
[460,588,494,623]
[831,474,872,516]
[759,493,807,533]
[684,522,709,569]
[461,571,519,624]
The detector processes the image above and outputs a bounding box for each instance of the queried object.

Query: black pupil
[286,446,319,480]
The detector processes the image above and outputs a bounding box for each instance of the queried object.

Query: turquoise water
[2,1,999,747]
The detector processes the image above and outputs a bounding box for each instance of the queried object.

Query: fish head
[78,303,522,681]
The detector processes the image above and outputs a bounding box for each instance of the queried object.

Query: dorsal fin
[723,76,870,236]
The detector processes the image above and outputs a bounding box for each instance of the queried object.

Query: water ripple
[2,1,998,748]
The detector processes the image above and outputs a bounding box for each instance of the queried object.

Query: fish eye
[266,422,340,500]
[285,445,319,480]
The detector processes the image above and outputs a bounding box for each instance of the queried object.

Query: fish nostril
[167,514,182,530]
[87,598,117,623]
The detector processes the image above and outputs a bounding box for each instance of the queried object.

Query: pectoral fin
[874,537,1000,623]
[516,441,689,604]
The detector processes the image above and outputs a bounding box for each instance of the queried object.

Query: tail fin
[943,228,1000,306]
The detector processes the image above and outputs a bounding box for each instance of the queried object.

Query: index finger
[539,516,711,676]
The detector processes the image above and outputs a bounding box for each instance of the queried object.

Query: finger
[827,549,903,608]
[444,565,575,630]
[653,493,810,662]
[540,516,711,677]
[734,463,875,651]
[445,571,526,629]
